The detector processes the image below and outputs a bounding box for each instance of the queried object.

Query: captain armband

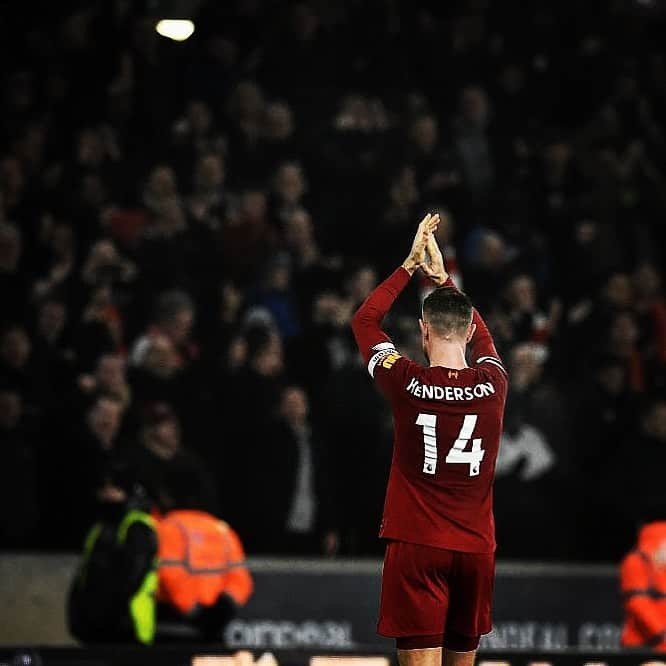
[368,342,402,378]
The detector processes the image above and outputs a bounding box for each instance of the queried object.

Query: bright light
[156,19,195,42]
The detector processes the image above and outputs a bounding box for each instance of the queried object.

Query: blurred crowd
[1,0,666,560]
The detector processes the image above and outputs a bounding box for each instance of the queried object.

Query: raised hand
[402,213,440,274]
[420,230,449,286]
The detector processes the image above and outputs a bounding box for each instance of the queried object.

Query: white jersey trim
[372,342,395,352]
[476,355,507,375]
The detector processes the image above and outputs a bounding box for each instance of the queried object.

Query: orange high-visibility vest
[620,521,666,651]
[157,510,253,614]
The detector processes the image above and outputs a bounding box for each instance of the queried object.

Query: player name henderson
[404,377,496,401]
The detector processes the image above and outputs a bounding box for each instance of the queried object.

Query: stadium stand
[0,1,665,567]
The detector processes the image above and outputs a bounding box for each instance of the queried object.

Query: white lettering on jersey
[405,377,495,400]
[416,413,438,475]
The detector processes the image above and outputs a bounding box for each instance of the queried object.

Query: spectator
[0,223,29,324]
[222,326,285,543]
[81,395,124,459]
[633,263,666,389]
[271,161,308,226]
[0,386,39,547]
[0,324,35,403]
[602,396,666,553]
[250,385,335,554]
[383,166,420,246]
[43,395,125,548]
[261,101,299,174]
[562,219,625,302]
[32,222,77,303]
[33,297,68,352]
[31,297,74,402]
[128,289,203,433]
[493,273,557,352]
[575,353,639,476]
[296,289,355,397]
[405,114,462,203]
[530,134,585,245]
[142,165,182,220]
[281,208,339,317]
[221,188,277,285]
[201,280,244,369]
[226,81,266,186]
[184,30,240,105]
[575,353,640,559]
[462,228,512,313]
[318,93,387,253]
[128,402,218,516]
[494,343,574,558]
[137,167,193,294]
[130,290,197,370]
[283,208,321,273]
[452,86,494,205]
[171,100,224,173]
[75,285,123,370]
[188,153,228,232]
[78,353,132,412]
[65,126,122,241]
[344,263,378,310]
[130,332,181,395]
[248,252,301,340]
[258,3,332,111]
[319,350,393,556]
[606,310,645,392]
[0,156,27,220]
[81,239,137,290]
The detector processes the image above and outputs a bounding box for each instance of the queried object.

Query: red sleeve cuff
[394,266,412,287]
[443,276,456,289]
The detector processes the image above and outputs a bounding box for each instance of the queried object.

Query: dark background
[1,0,665,562]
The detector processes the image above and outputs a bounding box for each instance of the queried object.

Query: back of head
[422,287,473,339]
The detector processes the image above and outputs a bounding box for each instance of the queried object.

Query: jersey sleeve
[351,267,410,366]
[351,267,413,395]
[470,308,509,381]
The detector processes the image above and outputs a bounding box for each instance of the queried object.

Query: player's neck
[427,341,468,370]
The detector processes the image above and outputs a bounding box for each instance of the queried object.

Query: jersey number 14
[416,413,484,477]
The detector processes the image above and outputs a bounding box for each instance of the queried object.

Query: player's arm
[352,213,439,374]
[468,305,504,370]
[421,231,507,375]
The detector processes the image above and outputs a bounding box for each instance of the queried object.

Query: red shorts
[378,540,494,647]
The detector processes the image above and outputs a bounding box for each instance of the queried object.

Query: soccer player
[351,213,508,666]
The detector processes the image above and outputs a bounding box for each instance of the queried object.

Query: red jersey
[351,267,508,554]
